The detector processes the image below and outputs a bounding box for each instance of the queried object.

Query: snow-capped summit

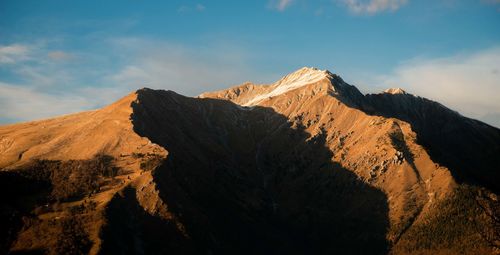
[274,67,331,88]
[242,67,332,106]
[383,88,407,95]
[199,66,364,106]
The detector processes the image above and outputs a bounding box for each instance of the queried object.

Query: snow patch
[383,88,407,95]
[243,67,331,106]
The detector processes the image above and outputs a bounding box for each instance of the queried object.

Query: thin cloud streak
[177,3,206,13]
[269,0,293,11]
[0,44,30,64]
[341,0,409,14]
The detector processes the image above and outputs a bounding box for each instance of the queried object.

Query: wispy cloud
[341,0,408,15]
[0,41,114,123]
[0,43,75,87]
[0,44,30,64]
[177,3,206,13]
[269,0,293,11]
[361,47,500,127]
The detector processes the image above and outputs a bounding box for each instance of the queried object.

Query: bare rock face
[0,67,499,254]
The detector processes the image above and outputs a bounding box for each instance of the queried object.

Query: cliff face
[0,67,498,254]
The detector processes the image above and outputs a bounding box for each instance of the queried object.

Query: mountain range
[1,67,499,254]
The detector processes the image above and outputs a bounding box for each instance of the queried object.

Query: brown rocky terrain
[0,67,499,254]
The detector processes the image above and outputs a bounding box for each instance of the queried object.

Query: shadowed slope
[362,92,500,192]
[200,67,498,254]
[130,89,390,254]
[203,67,500,194]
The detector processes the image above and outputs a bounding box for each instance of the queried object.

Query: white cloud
[0,44,30,64]
[365,47,500,127]
[269,0,293,11]
[342,0,408,14]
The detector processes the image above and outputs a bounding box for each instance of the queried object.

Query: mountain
[362,89,500,193]
[1,67,499,254]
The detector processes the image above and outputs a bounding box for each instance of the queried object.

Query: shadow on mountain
[323,76,500,192]
[99,186,195,255]
[0,156,120,254]
[0,171,50,254]
[360,93,500,193]
[129,89,389,254]
[388,122,420,180]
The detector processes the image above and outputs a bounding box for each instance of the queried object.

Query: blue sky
[0,0,499,126]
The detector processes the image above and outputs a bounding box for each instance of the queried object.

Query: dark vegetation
[474,188,500,250]
[54,216,93,255]
[132,152,164,172]
[1,154,118,202]
[393,185,499,254]
[29,155,117,201]
[11,210,94,255]
[0,155,118,254]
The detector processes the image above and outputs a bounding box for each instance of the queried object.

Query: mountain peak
[239,67,333,106]
[199,66,365,106]
[275,67,331,87]
[383,88,407,95]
